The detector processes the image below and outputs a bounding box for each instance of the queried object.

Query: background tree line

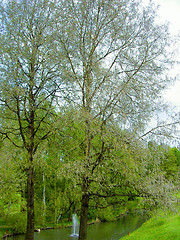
[0,117,179,233]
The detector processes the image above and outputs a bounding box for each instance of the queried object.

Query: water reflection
[70,237,78,240]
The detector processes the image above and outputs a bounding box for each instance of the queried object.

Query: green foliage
[0,217,12,239]
[97,206,116,222]
[87,207,97,220]
[0,140,27,217]
[34,201,45,227]
[126,200,140,212]
[171,147,180,166]
[148,142,180,181]
[7,212,27,234]
[162,147,179,180]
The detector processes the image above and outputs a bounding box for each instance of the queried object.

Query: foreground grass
[121,214,180,240]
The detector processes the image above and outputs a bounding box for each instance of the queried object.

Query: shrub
[97,207,115,222]
[7,212,27,234]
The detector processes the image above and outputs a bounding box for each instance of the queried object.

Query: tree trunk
[25,73,35,240]
[79,72,91,240]
[25,158,34,240]
[78,186,89,240]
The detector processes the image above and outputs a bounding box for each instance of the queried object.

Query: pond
[8,211,147,240]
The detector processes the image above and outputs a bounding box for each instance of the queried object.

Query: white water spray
[70,214,79,237]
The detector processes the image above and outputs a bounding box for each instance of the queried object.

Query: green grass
[121,214,180,240]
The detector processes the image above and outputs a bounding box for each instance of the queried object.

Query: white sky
[153,0,180,110]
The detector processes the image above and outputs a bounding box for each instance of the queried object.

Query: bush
[88,207,96,220]
[7,212,27,234]
[34,201,45,227]
[97,206,115,222]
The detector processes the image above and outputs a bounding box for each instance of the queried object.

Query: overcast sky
[154,0,180,110]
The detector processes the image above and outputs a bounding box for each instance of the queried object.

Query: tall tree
[55,1,177,239]
[0,1,61,239]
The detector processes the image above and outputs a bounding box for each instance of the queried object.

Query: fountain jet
[70,214,79,237]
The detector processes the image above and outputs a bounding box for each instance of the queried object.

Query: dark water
[8,212,147,240]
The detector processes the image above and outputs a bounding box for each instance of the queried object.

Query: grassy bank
[121,214,180,240]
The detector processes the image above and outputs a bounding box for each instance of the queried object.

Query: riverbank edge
[1,211,130,239]
[1,220,100,239]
